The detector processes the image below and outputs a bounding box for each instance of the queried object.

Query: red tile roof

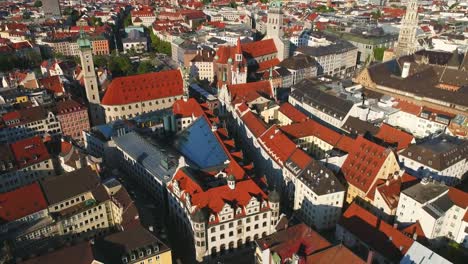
[339,203,414,262]
[172,98,205,118]
[241,39,277,58]
[257,223,331,260]
[256,58,280,72]
[374,123,414,151]
[0,182,48,222]
[401,221,427,242]
[374,174,417,209]
[448,187,468,209]
[278,102,308,123]
[55,99,86,115]
[393,100,422,116]
[101,70,184,106]
[288,148,313,171]
[305,244,366,264]
[280,119,354,153]
[341,136,393,194]
[259,125,298,166]
[39,75,64,94]
[10,136,50,169]
[227,80,273,105]
[240,110,268,138]
[170,168,268,221]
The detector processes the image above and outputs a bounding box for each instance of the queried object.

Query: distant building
[0,106,62,144]
[55,99,90,141]
[278,54,318,87]
[399,136,468,186]
[42,0,61,18]
[190,48,216,82]
[122,29,148,54]
[288,79,360,128]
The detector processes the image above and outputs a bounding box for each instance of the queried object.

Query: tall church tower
[78,30,103,126]
[266,1,283,39]
[395,0,419,57]
[266,1,289,61]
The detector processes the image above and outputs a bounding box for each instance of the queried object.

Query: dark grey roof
[341,116,379,135]
[41,166,100,205]
[290,78,355,120]
[95,225,170,263]
[423,194,453,219]
[207,37,227,45]
[297,34,357,57]
[402,181,448,204]
[296,159,344,196]
[400,136,468,171]
[279,54,317,70]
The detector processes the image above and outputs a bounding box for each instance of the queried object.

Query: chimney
[401,62,411,78]
[393,223,398,229]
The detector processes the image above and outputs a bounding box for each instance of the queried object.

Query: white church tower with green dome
[78,30,104,126]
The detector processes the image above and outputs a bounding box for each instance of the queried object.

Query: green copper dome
[77,29,91,49]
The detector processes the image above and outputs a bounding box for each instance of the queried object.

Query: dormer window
[209,214,216,222]
[147,248,151,255]
[122,257,128,263]
[236,208,242,215]
[130,254,136,261]
[139,251,144,258]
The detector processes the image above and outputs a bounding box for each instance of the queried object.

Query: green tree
[373,47,386,61]
[229,1,238,8]
[148,27,172,55]
[137,61,154,74]
[93,55,108,68]
[124,14,132,27]
[108,54,133,76]
[371,10,382,20]
[34,0,42,7]
[90,16,103,26]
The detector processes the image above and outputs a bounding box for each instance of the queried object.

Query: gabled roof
[172,98,205,118]
[175,116,229,169]
[239,109,268,138]
[227,80,273,105]
[10,136,50,169]
[258,125,298,166]
[305,244,365,264]
[341,136,393,194]
[0,182,48,223]
[339,203,414,262]
[241,38,277,59]
[18,242,96,264]
[41,166,100,205]
[101,70,183,106]
[256,223,331,260]
[278,102,308,123]
[374,123,414,151]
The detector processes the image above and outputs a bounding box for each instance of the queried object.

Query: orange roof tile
[374,123,414,151]
[448,187,468,209]
[341,136,392,194]
[227,80,273,105]
[278,102,308,123]
[241,39,277,58]
[340,203,414,262]
[259,125,298,166]
[172,98,205,118]
[101,70,183,106]
[0,182,48,222]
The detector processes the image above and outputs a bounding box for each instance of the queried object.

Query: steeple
[78,29,103,125]
[394,0,419,57]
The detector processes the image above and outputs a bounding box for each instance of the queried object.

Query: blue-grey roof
[114,132,179,184]
[174,117,229,169]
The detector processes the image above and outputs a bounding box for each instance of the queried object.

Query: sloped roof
[101,70,183,105]
[305,244,365,264]
[339,203,414,262]
[175,116,229,169]
[0,182,48,223]
[258,125,298,166]
[18,242,96,264]
[241,38,277,59]
[10,136,50,169]
[374,123,414,151]
[278,102,308,123]
[227,80,273,105]
[172,98,205,118]
[341,136,393,194]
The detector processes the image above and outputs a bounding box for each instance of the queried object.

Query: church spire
[394,0,419,57]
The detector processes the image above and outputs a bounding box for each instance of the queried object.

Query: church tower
[266,1,289,61]
[78,30,103,126]
[266,1,283,39]
[395,0,419,57]
[231,38,247,85]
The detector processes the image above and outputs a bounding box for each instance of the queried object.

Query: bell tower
[266,1,284,39]
[395,0,419,57]
[78,30,103,125]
